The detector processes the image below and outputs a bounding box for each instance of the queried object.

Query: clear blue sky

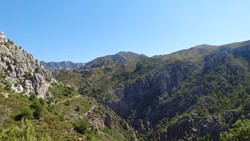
[1,0,250,62]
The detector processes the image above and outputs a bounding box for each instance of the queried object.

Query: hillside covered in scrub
[1,31,250,141]
[0,32,136,141]
[55,41,250,141]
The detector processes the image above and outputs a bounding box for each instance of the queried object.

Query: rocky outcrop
[0,32,8,43]
[163,115,225,141]
[109,61,197,128]
[0,32,55,98]
[85,105,138,140]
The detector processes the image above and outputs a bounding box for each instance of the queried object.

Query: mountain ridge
[55,39,250,140]
[2,30,250,140]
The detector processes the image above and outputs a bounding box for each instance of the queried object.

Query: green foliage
[13,59,18,66]
[75,105,80,112]
[24,72,32,80]
[0,119,36,141]
[4,81,11,91]
[220,119,250,141]
[242,97,250,113]
[30,98,44,119]
[15,107,34,120]
[49,83,75,102]
[103,127,128,141]
[73,119,91,134]
[64,100,70,106]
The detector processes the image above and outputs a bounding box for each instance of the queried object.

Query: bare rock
[0,32,55,98]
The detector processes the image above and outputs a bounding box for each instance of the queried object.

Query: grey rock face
[0,32,8,43]
[0,32,55,98]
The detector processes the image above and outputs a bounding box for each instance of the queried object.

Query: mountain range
[53,41,250,140]
[0,31,250,140]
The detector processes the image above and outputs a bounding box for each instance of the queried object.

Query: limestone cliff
[0,32,55,98]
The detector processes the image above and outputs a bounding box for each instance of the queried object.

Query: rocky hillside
[0,32,54,98]
[57,40,250,140]
[0,32,136,140]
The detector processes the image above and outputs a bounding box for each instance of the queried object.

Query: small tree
[30,99,44,119]
[15,107,33,121]
[73,119,90,134]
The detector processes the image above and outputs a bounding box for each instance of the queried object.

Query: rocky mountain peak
[0,32,8,43]
[0,33,56,98]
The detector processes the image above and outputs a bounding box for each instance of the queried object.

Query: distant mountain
[86,51,147,68]
[55,51,147,89]
[42,61,85,71]
[57,40,250,141]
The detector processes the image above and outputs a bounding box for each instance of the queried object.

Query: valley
[0,32,250,140]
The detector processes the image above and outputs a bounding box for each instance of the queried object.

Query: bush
[64,100,70,106]
[73,119,90,134]
[24,72,32,80]
[30,99,44,119]
[4,81,11,91]
[75,106,80,112]
[15,107,34,120]
[0,119,36,141]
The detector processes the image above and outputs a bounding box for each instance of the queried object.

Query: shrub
[73,119,90,134]
[0,119,36,141]
[4,81,11,91]
[15,107,34,120]
[30,99,43,119]
[24,72,32,80]
[64,100,70,106]
[75,106,80,112]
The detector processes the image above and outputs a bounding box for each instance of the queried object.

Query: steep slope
[55,51,147,91]
[0,32,54,98]
[0,32,136,141]
[57,40,250,140]
[0,83,136,140]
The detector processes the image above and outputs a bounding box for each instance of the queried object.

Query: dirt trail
[53,95,81,105]
[84,104,96,116]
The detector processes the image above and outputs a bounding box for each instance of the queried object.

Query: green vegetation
[24,72,32,80]
[48,83,76,102]
[4,81,11,91]
[0,119,37,141]
[73,119,91,134]
[0,82,134,140]
[15,107,34,120]
[4,38,250,140]
[220,119,250,141]
[54,43,250,140]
